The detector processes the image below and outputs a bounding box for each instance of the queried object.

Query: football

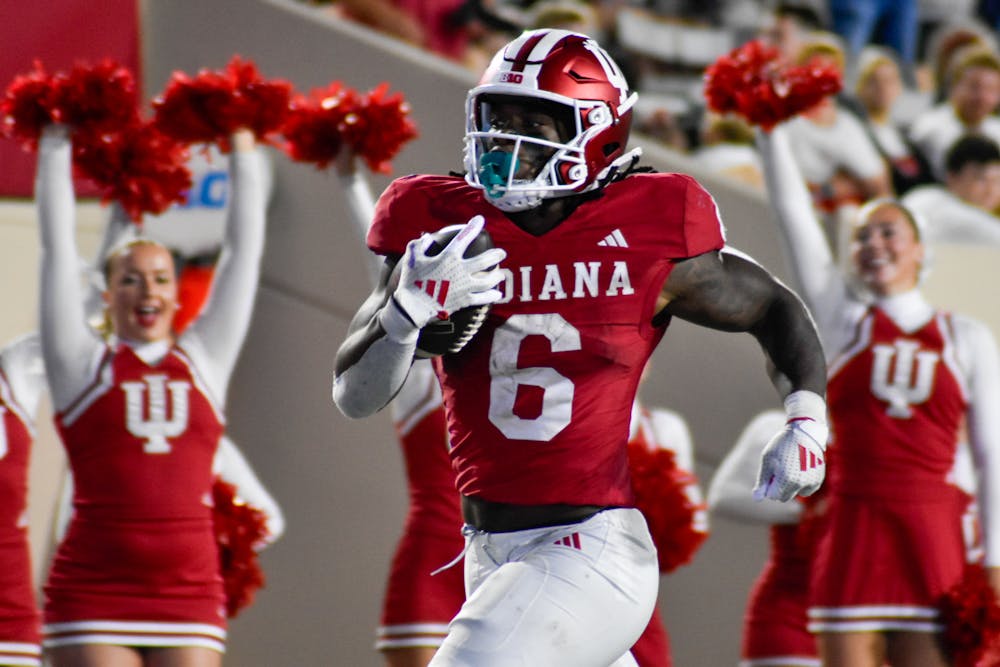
[389,224,497,358]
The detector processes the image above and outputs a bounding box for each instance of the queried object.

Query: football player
[333,29,829,666]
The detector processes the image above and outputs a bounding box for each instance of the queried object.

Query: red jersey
[47,343,226,628]
[369,173,726,507]
[0,368,40,654]
[826,308,967,500]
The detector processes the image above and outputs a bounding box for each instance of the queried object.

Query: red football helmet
[464,29,640,211]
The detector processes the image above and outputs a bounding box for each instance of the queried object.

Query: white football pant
[429,508,659,666]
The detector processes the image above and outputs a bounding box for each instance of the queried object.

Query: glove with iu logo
[753,390,829,502]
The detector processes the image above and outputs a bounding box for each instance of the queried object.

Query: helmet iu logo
[122,374,191,453]
[870,340,938,418]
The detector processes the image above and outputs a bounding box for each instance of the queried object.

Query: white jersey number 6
[487,313,581,441]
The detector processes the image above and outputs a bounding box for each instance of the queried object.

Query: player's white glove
[381,215,506,340]
[753,390,829,502]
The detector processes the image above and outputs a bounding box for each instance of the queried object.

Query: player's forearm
[751,286,827,399]
[332,257,418,418]
[332,321,414,419]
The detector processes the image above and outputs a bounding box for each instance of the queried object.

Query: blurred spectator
[827,0,919,84]
[531,0,602,35]
[528,0,661,144]
[691,113,763,189]
[324,0,522,69]
[757,1,827,61]
[783,34,893,222]
[978,0,1000,30]
[633,0,724,24]
[909,43,1000,178]
[634,107,691,152]
[921,17,998,96]
[331,1,452,53]
[525,1,641,81]
[916,0,978,76]
[902,134,1000,244]
[848,46,935,194]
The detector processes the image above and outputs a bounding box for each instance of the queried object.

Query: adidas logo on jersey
[597,229,628,248]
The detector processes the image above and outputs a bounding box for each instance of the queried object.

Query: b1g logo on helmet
[498,72,523,84]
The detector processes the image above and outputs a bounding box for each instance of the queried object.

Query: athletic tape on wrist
[783,390,827,424]
[378,298,420,344]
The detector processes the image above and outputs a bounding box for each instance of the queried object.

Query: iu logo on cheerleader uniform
[870,340,939,418]
[121,374,191,453]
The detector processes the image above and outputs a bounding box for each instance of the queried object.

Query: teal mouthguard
[478,152,518,199]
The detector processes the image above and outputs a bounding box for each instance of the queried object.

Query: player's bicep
[658,251,776,332]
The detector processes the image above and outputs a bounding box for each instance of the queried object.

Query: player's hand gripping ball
[389,221,500,358]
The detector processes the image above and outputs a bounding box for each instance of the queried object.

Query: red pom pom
[2,61,58,150]
[940,564,1000,667]
[221,56,292,145]
[212,478,271,618]
[152,66,237,146]
[627,439,709,573]
[347,83,419,174]
[49,59,138,132]
[281,82,361,168]
[153,56,292,151]
[281,81,418,173]
[73,119,192,222]
[704,40,842,130]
